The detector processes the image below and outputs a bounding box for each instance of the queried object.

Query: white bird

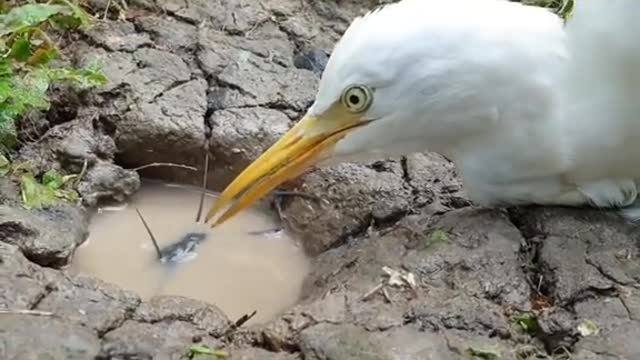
[205,0,640,227]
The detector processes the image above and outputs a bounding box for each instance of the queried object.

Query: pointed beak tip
[204,112,363,226]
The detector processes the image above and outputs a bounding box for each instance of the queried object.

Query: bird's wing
[543,0,640,216]
[561,0,640,183]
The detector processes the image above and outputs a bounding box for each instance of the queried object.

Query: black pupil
[349,94,361,106]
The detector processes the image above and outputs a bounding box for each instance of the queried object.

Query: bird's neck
[440,106,573,207]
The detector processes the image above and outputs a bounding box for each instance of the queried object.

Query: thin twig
[195,146,210,223]
[103,0,112,20]
[360,282,385,302]
[233,310,257,328]
[223,310,257,337]
[0,309,54,316]
[274,195,286,224]
[135,207,162,260]
[131,163,198,172]
[75,158,89,185]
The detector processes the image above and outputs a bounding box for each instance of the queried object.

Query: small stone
[100,320,221,359]
[0,242,51,309]
[0,203,88,267]
[134,295,231,337]
[35,273,140,335]
[77,161,140,207]
[300,323,392,360]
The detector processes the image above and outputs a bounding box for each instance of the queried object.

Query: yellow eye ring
[341,85,372,113]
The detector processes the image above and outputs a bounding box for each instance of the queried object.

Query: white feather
[559,1,640,216]
[310,0,640,217]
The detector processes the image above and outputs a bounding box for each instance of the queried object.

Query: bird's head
[205,0,563,226]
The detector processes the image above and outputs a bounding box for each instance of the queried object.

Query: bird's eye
[341,85,372,113]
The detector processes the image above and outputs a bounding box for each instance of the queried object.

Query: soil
[2,0,640,359]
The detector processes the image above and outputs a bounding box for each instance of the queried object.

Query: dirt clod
[0,314,102,360]
[0,204,88,267]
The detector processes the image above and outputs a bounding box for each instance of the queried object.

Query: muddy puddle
[70,181,311,324]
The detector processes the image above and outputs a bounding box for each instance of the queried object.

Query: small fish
[136,148,298,269]
[158,231,208,264]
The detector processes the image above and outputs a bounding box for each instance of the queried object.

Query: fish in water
[134,205,210,294]
[135,147,321,268]
[136,147,213,267]
[158,231,209,264]
[135,204,210,266]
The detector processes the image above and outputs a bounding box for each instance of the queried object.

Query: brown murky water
[70,181,311,324]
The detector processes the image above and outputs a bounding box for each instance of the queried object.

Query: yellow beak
[205,112,368,227]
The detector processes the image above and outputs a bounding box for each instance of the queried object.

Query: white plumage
[205,0,640,226]
[313,0,640,213]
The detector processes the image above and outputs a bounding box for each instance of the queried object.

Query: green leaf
[0,2,105,155]
[0,113,17,153]
[577,319,599,337]
[466,347,502,360]
[9,36,31,62]
[0,153,8,167]
[54,188,79,202]
[10,160,35,175]
[43,62,108,88]
[512,313,540,334]
[431,228,449,243]
[19,169,79,209]
[50,14,82,29]
[7,73,51,114]
[24,68,52,94]
[20,173,58,209]
[57,0,93,30]
[188,345,229,359]
[0,4,70,36]
[0,81,10,103]
[42,169,65,189]
[424,228,450,249]
[0,60,12,77]
[0,153,9,176]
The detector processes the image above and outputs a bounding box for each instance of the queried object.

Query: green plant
[0,153,80,208]
[0,1,107,208]
[188,344,229,359]
[0,0,107,153]
[512,312,540,334]
[466,347,502,360]
[422,227,451,250]
[577,319,599,337]
[19,169,79,208]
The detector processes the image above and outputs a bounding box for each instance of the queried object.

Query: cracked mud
[2,0,640,359]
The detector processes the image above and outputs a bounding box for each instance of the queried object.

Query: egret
[205,0,640,227]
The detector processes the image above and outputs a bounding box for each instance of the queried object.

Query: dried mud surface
[2,1,640,359]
